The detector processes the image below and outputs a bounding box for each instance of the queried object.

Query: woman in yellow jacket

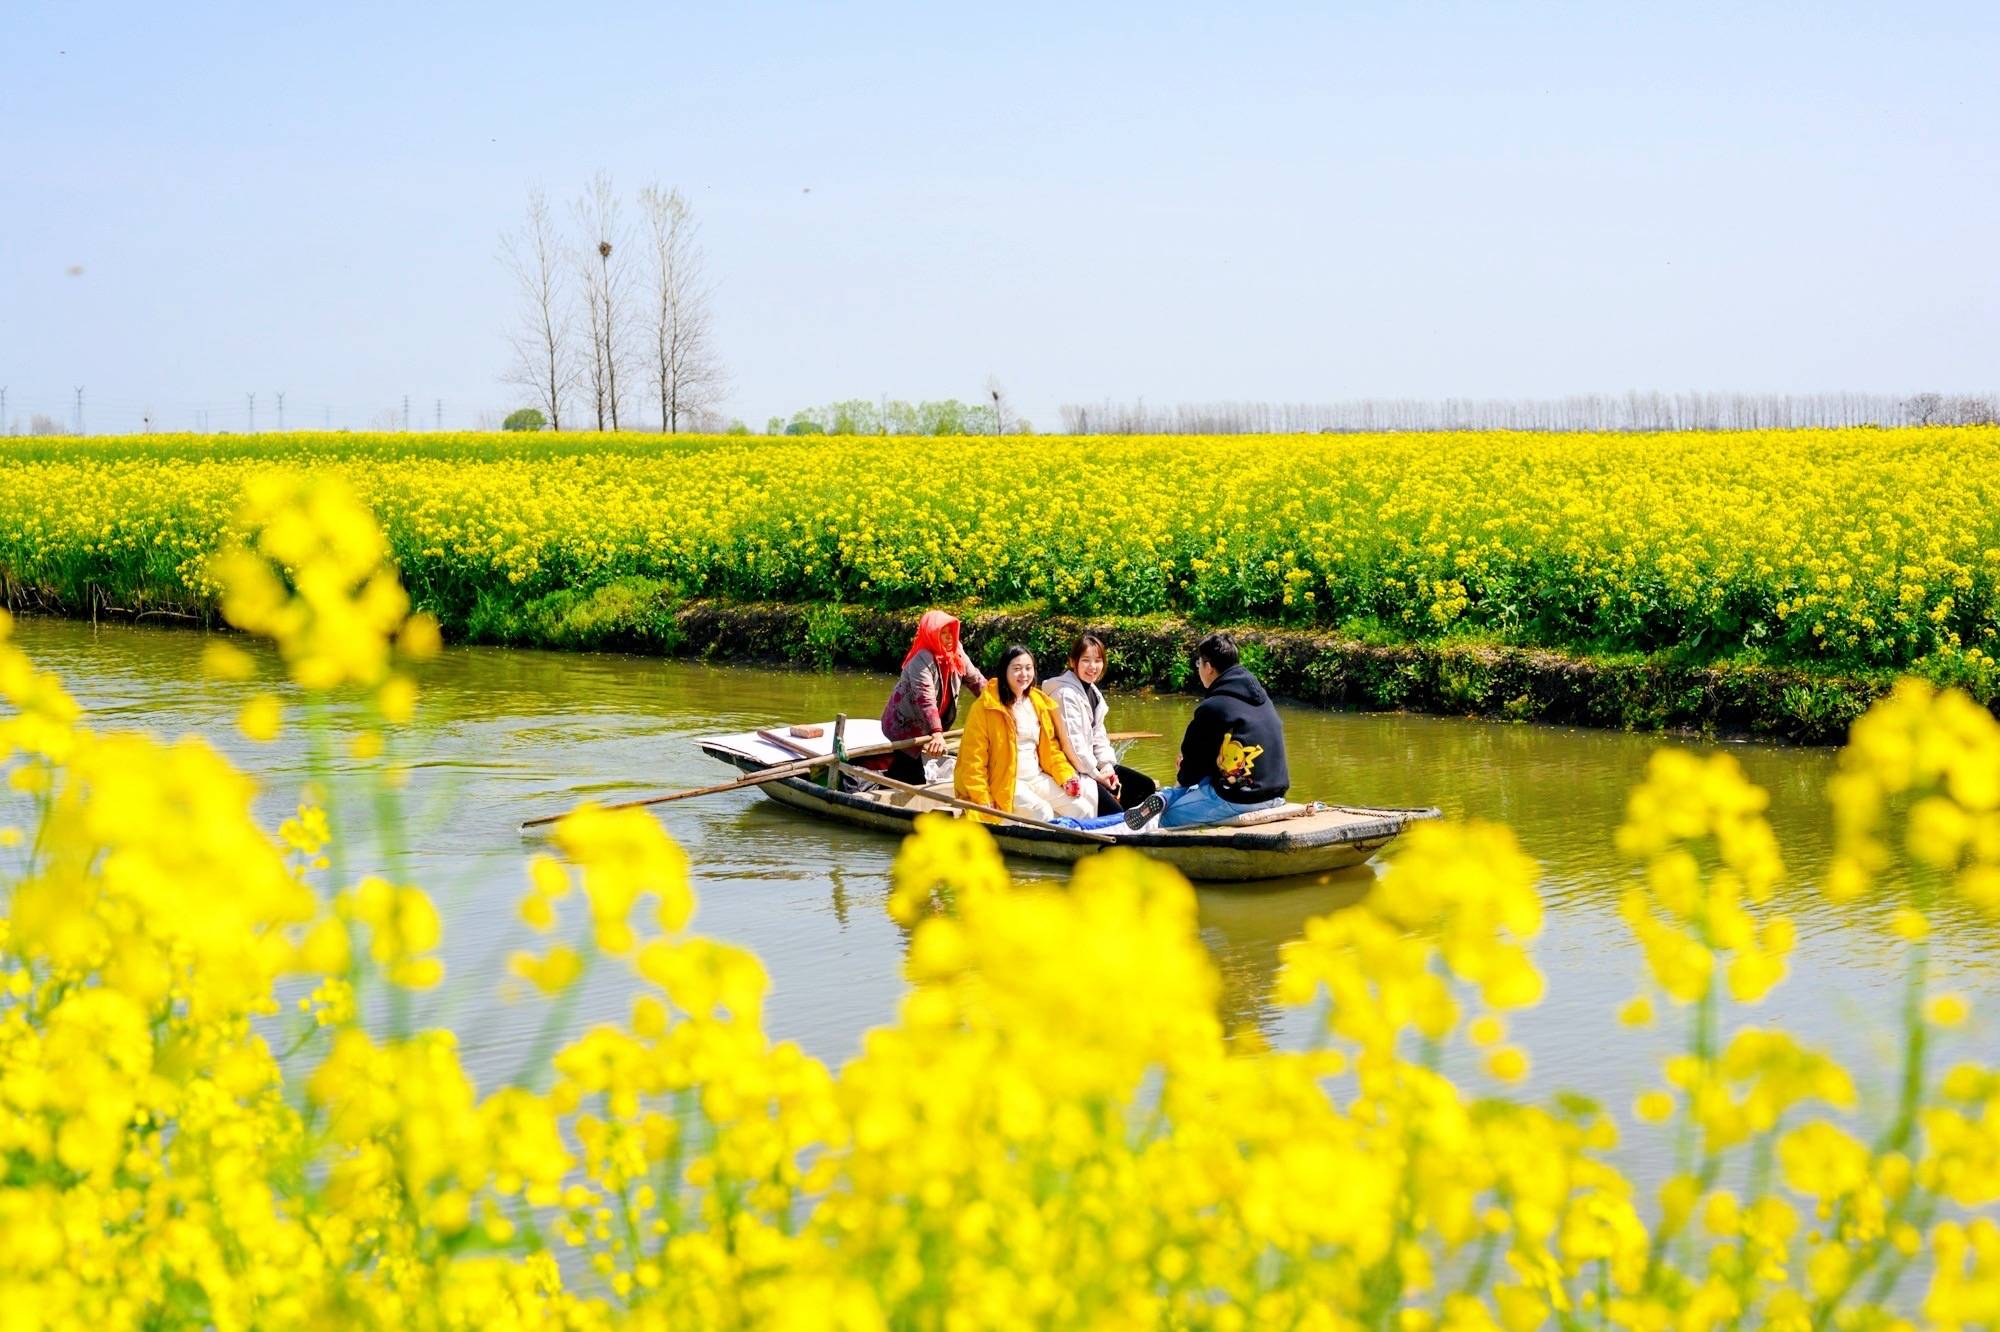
[955,644,1097,822]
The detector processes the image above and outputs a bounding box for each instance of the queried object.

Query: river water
[6,617,1996,1184]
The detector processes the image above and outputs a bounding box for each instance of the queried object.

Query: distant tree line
[1059,391,2000,434]
[765,391,1032,437]
[499,174,726,433]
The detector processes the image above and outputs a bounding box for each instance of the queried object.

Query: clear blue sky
[3,1,1994,433]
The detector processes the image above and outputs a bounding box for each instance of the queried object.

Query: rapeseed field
[2,428,1997,677]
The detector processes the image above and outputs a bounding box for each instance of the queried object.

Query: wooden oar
[767,728,1154,756]
[835,762,1118,845]
[519,729,960,830]
[756,728,817,760]
[523,728,1155,831]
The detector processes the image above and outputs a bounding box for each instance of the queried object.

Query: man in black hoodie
[1125,632,1291,829]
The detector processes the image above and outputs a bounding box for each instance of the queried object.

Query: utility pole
[434,398,442,431]
[248,392,256,432]
[276,391,285,431]
[74,386,85,435]
[402,395,410,431]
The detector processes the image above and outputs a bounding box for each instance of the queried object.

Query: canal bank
[3,580,1896,743]
[462,592,1893,745]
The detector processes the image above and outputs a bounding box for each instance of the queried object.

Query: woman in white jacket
[1041,633,1159,817]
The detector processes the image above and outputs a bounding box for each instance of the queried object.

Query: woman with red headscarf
[872,611,985,785]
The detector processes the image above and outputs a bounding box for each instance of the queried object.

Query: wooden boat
[696,721,1441,883]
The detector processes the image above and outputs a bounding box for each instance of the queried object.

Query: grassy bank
[444,586,1887,743]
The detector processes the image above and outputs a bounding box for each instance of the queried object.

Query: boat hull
[707,744,1434,883]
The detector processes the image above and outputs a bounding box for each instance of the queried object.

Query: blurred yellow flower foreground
[1,478,1997,1331]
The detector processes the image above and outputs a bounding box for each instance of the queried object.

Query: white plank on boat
[701,721,890,766]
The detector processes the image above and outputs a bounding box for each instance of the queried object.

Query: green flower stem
[1878,939,1929,1158]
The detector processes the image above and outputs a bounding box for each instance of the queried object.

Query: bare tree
[573,172,633,431]
[986,376,1012,436]
[499,189,574,431]
[638,183,726,432]
[1903,392,1944,427]
[1948,396,1998,425]
[577,253,611,430]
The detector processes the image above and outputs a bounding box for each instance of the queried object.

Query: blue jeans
[1157,779,1283,829]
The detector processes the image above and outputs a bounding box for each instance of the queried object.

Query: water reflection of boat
[696,722,1440,883]
[1198,868,1377,1037]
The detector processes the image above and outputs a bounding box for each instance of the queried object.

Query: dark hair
[1067,632,1107,668]
[1194,632,1239,672]
[994,643,1036,705]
